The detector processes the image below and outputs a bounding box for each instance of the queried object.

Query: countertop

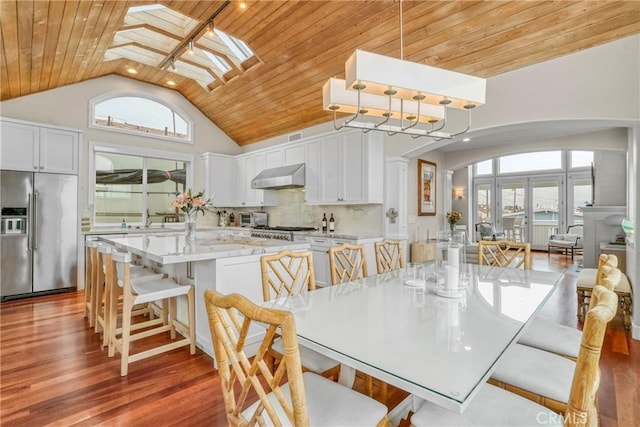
[98,230,309,264]
[86,225,382,241]
[293,231,384,241]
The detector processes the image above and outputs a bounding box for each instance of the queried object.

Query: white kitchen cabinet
[1,120,79,174]
[309,236,332,286]
[305,131,383,205]
[283,143,305,166]
[264,148,283,169]
[201,153,235,207]
[234,153,277,207]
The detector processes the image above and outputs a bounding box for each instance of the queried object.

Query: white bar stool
[108,251,195,376]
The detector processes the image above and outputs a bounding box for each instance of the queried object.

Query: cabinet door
[283,144,305,166]
[304,139,323,203]
[321,135,341,203]
[310,237,331,286]
[0,121,39,171]
[264,149,283,169]
[235,157,248,207]
[341,132,365,203]
[39,127,79,174]
[202,154,235,207]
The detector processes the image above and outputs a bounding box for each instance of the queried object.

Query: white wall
[627,127,639,339]
[0,75,240,214]
[594,151,627,206]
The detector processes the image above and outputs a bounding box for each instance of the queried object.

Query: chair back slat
[260,251,316,302]
[374,240,404,274]
[565,286,618,426]
[204,290,309,426]
[478,240,531,269]
[328,243,368,285]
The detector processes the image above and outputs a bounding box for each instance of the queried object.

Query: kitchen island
[99,230,310,359]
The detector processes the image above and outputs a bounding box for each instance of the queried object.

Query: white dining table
[264,263,563,416]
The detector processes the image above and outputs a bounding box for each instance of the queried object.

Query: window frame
[88,90,194,143]
[88,141,194,228]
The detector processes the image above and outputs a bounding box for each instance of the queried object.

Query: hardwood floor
[1,252,637,426]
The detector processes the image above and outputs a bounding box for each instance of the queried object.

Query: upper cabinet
[201,153,235,207]
[234,152,277,207]
[306,131,383,204]
[1,120,79,175]
[202,130,382,207]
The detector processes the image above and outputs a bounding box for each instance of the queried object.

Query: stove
[250,225,317,241]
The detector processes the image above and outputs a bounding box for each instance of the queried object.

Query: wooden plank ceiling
[1,1,639,146]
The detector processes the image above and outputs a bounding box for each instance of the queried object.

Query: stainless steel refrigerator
[1,170,77,301]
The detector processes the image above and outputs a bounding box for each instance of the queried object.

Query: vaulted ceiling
[1,1,638,146]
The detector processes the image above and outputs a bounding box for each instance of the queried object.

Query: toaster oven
[239,212,268,227]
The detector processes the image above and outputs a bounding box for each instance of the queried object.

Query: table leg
[338,364,356,388]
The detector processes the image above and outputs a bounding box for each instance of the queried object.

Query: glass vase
[184,211,197,241]
[435,230,467,297]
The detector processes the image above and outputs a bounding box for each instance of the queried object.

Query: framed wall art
[418,159,436,216]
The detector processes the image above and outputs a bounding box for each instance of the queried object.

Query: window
[475,159,493,176]
[498,151,562,174]
[570,151,594,169]
[91,94,192,142]
[90,144,193,227]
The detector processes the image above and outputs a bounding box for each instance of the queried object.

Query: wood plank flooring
[1,252,637,426]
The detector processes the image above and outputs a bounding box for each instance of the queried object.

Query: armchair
[475,222,505,242]
[547,224,583,259]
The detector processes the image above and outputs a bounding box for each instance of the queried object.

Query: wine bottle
[329,213,335,233]
[322,213,327,233]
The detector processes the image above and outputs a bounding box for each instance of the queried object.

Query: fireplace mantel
[582,206,626,267]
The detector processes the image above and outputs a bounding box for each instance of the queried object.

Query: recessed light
[167,80,176,86]
[126,68,138,74]
[462,137,471,142]
[239,1,247,9]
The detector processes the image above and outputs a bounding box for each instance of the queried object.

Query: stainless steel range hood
[251,163,305,190]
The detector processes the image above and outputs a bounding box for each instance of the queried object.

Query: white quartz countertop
[98,231,309,264]
[294,231,383,241]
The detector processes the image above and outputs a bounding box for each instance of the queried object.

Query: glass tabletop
[265,263,563,413]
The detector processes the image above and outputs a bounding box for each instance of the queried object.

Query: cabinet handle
[34,166,38,169]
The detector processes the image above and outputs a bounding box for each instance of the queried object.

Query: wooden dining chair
[260,250,340,381]
[487,285,619,415]
[374,240,404,274]
[108,251,195,376]
[478,239,531,269]
[411,285,618,426]
[577,253,632,330]
[204,289,389,426]
[328,243,368,285]
[519,264,622,361]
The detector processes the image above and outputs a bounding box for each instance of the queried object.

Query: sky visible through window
[94,97,188,137]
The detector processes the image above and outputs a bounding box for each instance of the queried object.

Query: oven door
[239,213,252,227]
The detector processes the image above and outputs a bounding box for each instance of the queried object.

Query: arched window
[90,94,192,142]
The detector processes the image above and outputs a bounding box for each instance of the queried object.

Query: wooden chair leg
[576,289,585,321]
[120,297,133,376]
[187,287,196,354]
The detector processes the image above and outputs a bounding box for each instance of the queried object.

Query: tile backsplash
[202,188,383,234]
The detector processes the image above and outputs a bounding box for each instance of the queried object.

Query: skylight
[127,4,166,14]
[203,51,232,73]
[215,29,254,61]
[104,4,257,92]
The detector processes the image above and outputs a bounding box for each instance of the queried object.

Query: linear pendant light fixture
[323,0,486,140]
